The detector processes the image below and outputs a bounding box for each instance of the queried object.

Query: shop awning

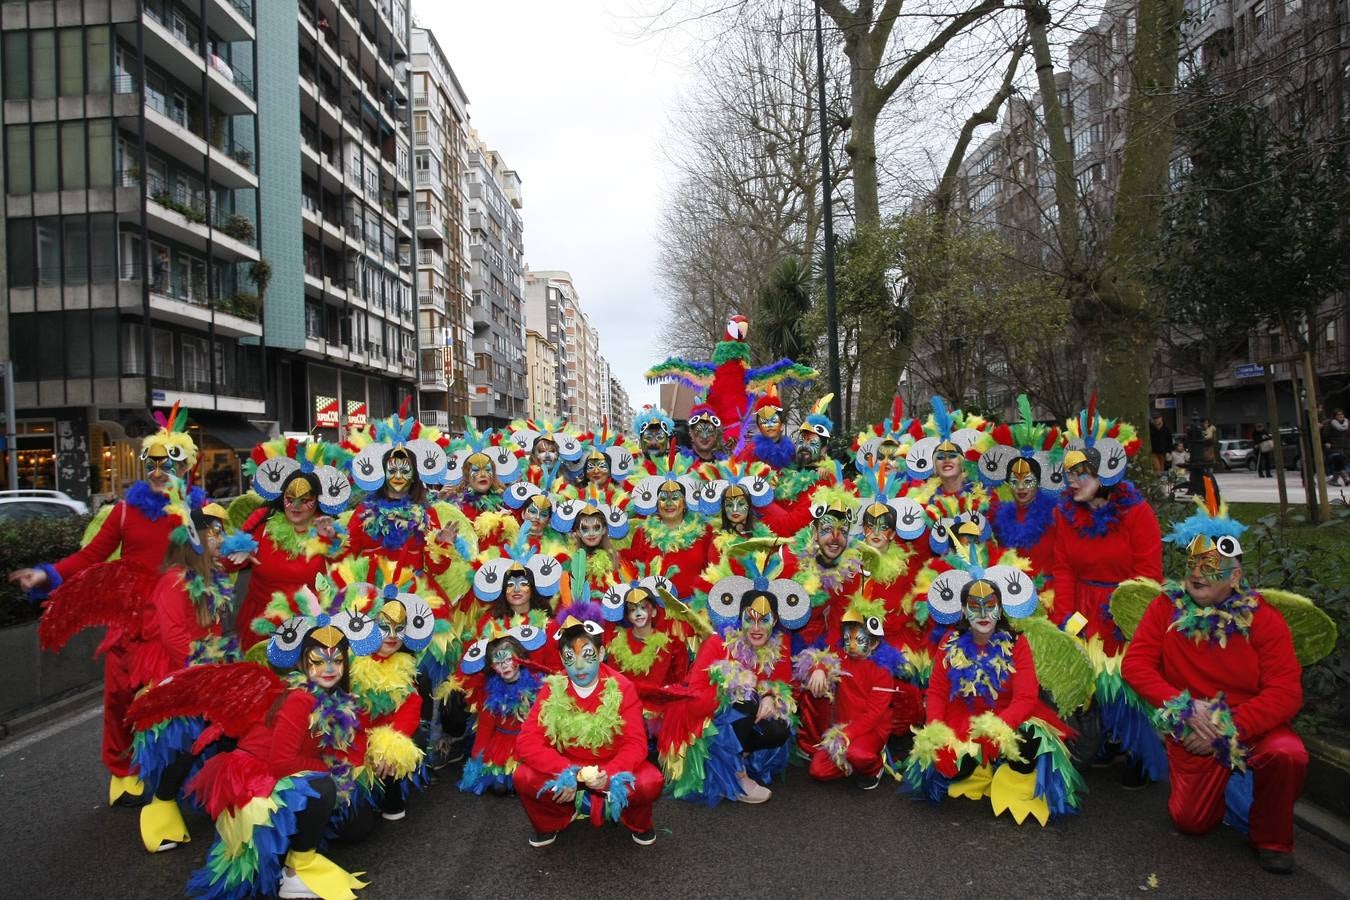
[189,412,271,451]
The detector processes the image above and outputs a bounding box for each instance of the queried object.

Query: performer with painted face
[512,602,665,847]
[470,528,565,675]
[903,546,1088,826]
[509,418,584,480]
[659,553,810,805]
[696,461,778,596]
[128,577,384,899]
[19,404,204,806]
[779,472,864,652]
[625,448,710,599]
[682,404,729,465]
[447,422,526,547]
[457,621,549,795]
[574,424,638,496]
[760,394,838,537]
[850,460,927,655]
[902,396,990,507]
[737,387,795,469]
[981,395,1064,593]
[633,405,676,467]
[800,598,919,788]
[551,487,630,596]
[502,461,571,558]
[229,437,352,650]
[1052,399,1164,787]
[1118,480,1335,874]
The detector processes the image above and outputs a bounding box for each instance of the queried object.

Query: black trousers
[291,776,337,853]
[153,738,236,802]
[730,700,790,754]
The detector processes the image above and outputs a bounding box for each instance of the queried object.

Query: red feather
[251,445,267,465]
[908,420,926,440]
[1086,392,1097,429]
[37,560,160,652]
[128,661,286,738]
[992,423,1014,447]
[1043,427,1060,450]
[242,506,270,533]
[398,395,412,418]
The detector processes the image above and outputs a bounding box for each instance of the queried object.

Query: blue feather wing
[646,358,716,389]
[747,359,819,391]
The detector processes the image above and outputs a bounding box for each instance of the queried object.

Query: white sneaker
[278,871,319,899]
[734,773,771,803]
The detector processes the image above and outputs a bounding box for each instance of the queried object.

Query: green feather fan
[1013,616,1096,715]
[226,491,266,531]
[1259,588,1339,666]
[1109,577,1165,640]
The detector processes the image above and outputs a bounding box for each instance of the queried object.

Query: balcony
[207,0,256,43]
[416,210,444,239]
[136,9,206,87]
[419,326,450,348]
[207,55,256,115]
[123,273,262,339]
[418,289,446,314]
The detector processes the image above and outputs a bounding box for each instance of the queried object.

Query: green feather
[1109,577,1165,640]
[226,492,266,531]
[1258,588,1339,666]
[1013,617,1096,714]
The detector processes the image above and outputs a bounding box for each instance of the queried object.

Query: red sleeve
[390,691,423,737]
[683,635,725,691]
[53,502,126,580]
[665,638,690,686]
[848,662,895,738]
[423,508,452,576]
[1050,509,1078,626]
[604,677,652,775]
[767,637,793,685]
[998,636,1040,728]
[1231,604,1303,741]
[150,571,196,668]
[268,690,327,776]
[515,681,579,777]
[925,642,950,723]
[339,504,370,560]
[1120,595,1183,709]
[1128,503,1164,581]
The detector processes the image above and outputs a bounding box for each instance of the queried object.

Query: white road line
[0,704,103,759]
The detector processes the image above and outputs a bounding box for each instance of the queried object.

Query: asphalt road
[2,704,1348,899]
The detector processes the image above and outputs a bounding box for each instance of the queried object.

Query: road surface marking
[0,704,102,759]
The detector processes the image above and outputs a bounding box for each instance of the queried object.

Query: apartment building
[524,269,603,431]
[0,0,265,499]
[466,129,526,428]
[525,327,559,422]
[410,25,471,433]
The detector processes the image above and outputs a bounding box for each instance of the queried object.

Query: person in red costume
[230,437,351,650]
[1052,403,1165,787]
[457,622,549,796]
[13,403,203,806]
[760,394,837,537]
[1121,491,1311,875]
[512,603,664,848]
[801,605,919,789]
[624,455,710,600]
[981,395,1065,594]
[599,567,693,737]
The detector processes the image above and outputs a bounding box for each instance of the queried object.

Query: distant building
[525,328,559,422]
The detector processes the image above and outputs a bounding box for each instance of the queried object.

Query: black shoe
[488,783,511,797]
[631,828,657,846]
[529,831,558,848]
[1257,849,1294,874]
[1121,760,1149,790]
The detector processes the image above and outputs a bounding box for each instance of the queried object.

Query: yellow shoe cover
[139,797,190,852]
[990,765,1050,826]
[110,774,146,805]
[947,764,993,801]
[285,849,368,900]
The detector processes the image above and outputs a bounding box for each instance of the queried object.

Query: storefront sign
[315,395,340,429]
[346,400,368,428]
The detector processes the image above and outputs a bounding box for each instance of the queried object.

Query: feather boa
[584,549,619,582]
[709,630,794,719]
[867,542,913,586]
[751,434,796,469]
[775,465,825,501]
[484,668,543,719]
[1168,589,1259,648]
[943,631,1016,706]
[464,490,505,513]
[263,511,339,560]
[1060,481,1143,539]
[608,629,673,676]
[358,495,429,552]
[818,724,852,774]
[281,673,361,801]
[1158,690,1247,771]
[640,516,706,553]
[791,647,843,699]
[790,543,864,603]
[182,567,234,628]
[125,479,172,521]
[349,652,418,719]
[991,491,1057,551]
[536,675,625,751]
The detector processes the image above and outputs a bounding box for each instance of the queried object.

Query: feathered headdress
[1164,475,1247,559]
[599,557,678,623]
[472,522,564,603]
[926,541,1039,624]
[579,419,637,484]
[459,618,549,674]
[163,474,226,554]
[633,405,675,438]
[550,556,607,641]
[508,418,584,464]
[551,484,629,539]
[853,459,928,541]
[337,556,439,653]
[246,436,354,515]
[694,458,774,516]
[852,395,923,472]
[445,417,523,489]
[345,398,454,491]
[630,442,701,516]
[1063,393,1140,487]
[503,458,569,514]
[798,393,836,440]
[142,402,199,471]
[253,573,384,668]
[904,396,991,482]
[978,394,1065,492]
[705,551,811,633]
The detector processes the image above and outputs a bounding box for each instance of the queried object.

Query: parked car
[0,489,90,522]
[1279,428,1304,471]
[1218,439,1254,471]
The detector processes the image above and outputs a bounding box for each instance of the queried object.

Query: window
[6,125,31,194]
[35,217,60,286]
[92,310,119,376]
[151,329,175,380]
[4,32,29,99]
[33,124,58,192]
[90,215,115,282]
[61,121,85,190]
[30,31,55,99]
[1253,0,1267,33]
[88,119,113,188]
[63,216,88,284]
[86,27,111,93]
[58,29,83,96]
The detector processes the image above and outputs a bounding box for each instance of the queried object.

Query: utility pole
[814,1,843,430]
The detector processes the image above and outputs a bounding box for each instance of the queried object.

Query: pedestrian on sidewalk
[1321,409,1349,485]
[1255,426,1275,478]
[1149,413,1172,475]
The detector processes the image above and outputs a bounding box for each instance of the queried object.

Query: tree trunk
[1088,0,1183,428]
[1024,0,1079,272]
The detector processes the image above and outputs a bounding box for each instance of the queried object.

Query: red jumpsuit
[512,667,664,835]
[49,491,179,776]
[808,654,895,780]
[1052,490,1162,653]
[926,633,1068,739]
[143,569,222,674]
[988,494,1059,586]
[232,511,334,650]
[606,627,690,732]
[1122,594,1307,853]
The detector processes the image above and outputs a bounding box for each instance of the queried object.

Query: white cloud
[418,0,692,415]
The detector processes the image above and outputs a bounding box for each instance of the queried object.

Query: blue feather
[931,396,953,440]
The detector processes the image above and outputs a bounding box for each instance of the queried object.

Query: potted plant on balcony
[249,258,272,316]
[230,146,253,168]
[221,214,255,243]
[224,291,261,320]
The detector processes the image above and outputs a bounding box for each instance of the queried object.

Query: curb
[0,684,102,743]
[1296,800,1350,856]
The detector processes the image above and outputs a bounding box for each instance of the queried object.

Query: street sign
[152,390,166,401]
[1235,364,1265,378]
[1154,397,1178,409]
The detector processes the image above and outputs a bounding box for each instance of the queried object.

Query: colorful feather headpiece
[246,436,354,515]
[508,417,584,464]
[551,484,629,539]
[163,474,224,553]
[978,394,1065,492]
[854,459,928,541]
[344,398,453,491]
[580,419,637,483]
[633,405,675,437]
[799,393,836,439]
[631,442,700,515]
[695,458,773,516]
[926,540,1038,624]
[904,396,990,482]
[335,556,438,652]
[1063,393,1140,487]
[472,522,564,602]
[599,556,678,622]
[446,417,522,488]
[1164,475,1247,559]
[705,550,811,633]
[253,572,384,668]
[141,402,199,471]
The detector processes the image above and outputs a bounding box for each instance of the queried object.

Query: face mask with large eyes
[143,454,176,477]
[577,516,606,545]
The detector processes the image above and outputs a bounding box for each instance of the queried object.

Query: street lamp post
[814,1,843,431]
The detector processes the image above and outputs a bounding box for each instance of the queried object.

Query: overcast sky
[420,1,688,415]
